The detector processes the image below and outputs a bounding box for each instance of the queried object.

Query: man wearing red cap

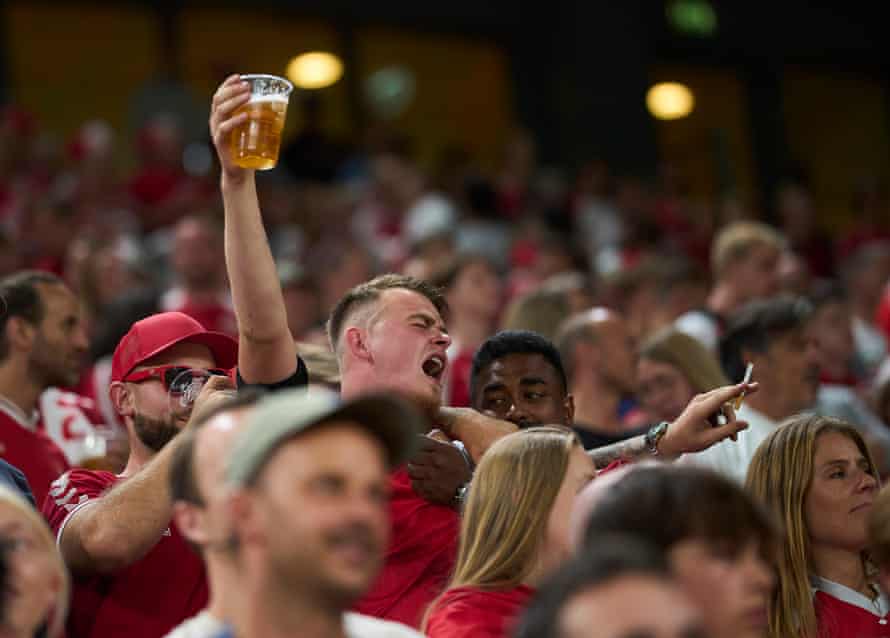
[41,92,307,636]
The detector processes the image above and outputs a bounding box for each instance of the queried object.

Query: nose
[73,325,90,352]
[433,330,452,349]
[505,401,532,427]
[859,469,878,492]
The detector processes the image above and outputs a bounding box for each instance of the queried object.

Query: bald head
[170,391,261,552]
[556,308,637,392]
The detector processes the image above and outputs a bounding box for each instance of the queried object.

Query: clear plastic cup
[229,74,293,170]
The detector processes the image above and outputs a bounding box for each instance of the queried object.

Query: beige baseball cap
[226,387,425,487]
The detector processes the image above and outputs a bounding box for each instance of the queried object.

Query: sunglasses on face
[123,365,229,395]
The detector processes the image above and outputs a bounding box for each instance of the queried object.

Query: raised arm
[587,382,757,469]
[210,75,298,384]
[59,377,233,573]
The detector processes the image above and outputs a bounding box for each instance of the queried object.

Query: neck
[746,391,793,423]
[707,283,742,316]
[119,428,156,478]
[235,575,346,638]
[447,311,492,353]
[570,376,623,432]
[812,544,870,596]
[0,359,42,416]
[204,556,242,622]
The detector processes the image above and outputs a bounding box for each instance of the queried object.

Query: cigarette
[734,362,754,411]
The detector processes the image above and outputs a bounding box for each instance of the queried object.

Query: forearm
[587,435,651,470]
[74,439,181,569]
[221,175,297,382]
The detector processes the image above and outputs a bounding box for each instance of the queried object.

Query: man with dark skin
[410,330,755,505]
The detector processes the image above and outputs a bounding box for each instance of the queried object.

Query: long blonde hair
[425,426,578,624]
[745,414,878,638]
[0,485,70,638]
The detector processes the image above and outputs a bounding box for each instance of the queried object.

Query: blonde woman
[0,486,68,638]
[746,414,885,638]
[636,328,729,423]
[424,427,594,638]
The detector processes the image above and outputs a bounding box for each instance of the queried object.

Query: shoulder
[42,469,118,528]
[344,613,425,638]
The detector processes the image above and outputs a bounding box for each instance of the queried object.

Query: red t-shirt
[0,400,70,506]
[42,469,208,638]
[426,585,536,638]
[815,590,890,638]
[354,467,460,628]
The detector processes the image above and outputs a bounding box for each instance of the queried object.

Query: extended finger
[214,91,251,122]
[709,419,749,446]
[213,76,248,106]
[214,112,248,144]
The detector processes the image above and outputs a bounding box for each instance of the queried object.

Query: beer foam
[248,94,289,104]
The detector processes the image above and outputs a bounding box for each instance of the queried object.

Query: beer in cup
[229,74,293,170]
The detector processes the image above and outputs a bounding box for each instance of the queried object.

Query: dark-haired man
[464,330,752,470]
[688,295,819,483]
[0,271,82,505]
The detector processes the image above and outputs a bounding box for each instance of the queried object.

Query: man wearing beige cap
[211,387,425,638]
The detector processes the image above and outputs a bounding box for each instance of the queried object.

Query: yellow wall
[356,27,513,169]
[651,65,757,209]
[2,4,515,171]
[5,2,159,137]
[783,67,890,232]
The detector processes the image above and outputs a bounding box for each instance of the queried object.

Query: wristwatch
[645,421,670,456]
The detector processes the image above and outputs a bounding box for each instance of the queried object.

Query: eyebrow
[406,312,449,334]
[519,377,549,386]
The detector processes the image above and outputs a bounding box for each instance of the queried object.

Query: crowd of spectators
[2,66,890,638]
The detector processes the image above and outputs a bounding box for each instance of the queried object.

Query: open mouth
[422,354,446,383]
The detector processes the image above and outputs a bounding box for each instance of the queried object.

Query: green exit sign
[667,0,718,37]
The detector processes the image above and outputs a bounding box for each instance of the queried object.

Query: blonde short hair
[711,221,785,278]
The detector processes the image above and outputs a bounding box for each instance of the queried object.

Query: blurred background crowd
[2,0,890,456]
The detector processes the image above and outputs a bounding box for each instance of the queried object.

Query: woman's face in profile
[0,502,62,637]
[636,358,696,423]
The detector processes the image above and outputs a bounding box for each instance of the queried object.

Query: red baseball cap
[111,312,239,382]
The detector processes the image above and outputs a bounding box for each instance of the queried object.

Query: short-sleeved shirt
[354,467,460,628]
[813,576,890,637]
[43,469,208,638]
[426,585,536,638]
[683,404,777,484]
[0,398,70,507]
[39,357,308,638]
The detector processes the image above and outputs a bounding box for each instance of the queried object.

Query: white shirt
[344,612,426,637]
[683,404,777,484]
[811,576,890,618]
[164,611,226,638]
[165,611,425,638]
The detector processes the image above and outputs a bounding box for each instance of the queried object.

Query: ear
[5,316,37,354]
[173,501,210,546]
[227,490,264,547]
[109,381,136,419]
[344,326,372,363]
[564,393,575,425]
